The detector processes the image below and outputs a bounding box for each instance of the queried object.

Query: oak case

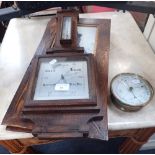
[2,10,111,140]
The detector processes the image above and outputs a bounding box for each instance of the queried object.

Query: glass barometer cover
[110,73,154,110]
[33,57,89,100]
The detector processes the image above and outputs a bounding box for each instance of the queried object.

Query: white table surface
[0,12,155,140]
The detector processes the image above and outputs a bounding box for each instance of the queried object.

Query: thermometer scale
[60,16,72,44]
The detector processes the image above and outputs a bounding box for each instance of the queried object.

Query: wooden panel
[2,11,111,141]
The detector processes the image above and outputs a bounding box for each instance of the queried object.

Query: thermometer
[60,16,72,44]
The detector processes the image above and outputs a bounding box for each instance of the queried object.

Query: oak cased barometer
[2,10,111,140]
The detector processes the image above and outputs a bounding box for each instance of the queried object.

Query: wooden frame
[24,53,97,109]
[55,10,78,48]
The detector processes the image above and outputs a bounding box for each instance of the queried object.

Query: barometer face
[33,57,89,100]
[111,73,154,107]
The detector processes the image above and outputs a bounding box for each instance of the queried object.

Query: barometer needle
[121,80,142,103]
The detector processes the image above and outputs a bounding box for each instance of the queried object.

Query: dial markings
[111,73,153,107]
[34,58,89,100]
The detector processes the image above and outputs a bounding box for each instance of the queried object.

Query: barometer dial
[33,57,89,100]
[111,73,154,111]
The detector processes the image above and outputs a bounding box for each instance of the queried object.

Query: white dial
[33,57,89,100]
[111,73,154,106]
